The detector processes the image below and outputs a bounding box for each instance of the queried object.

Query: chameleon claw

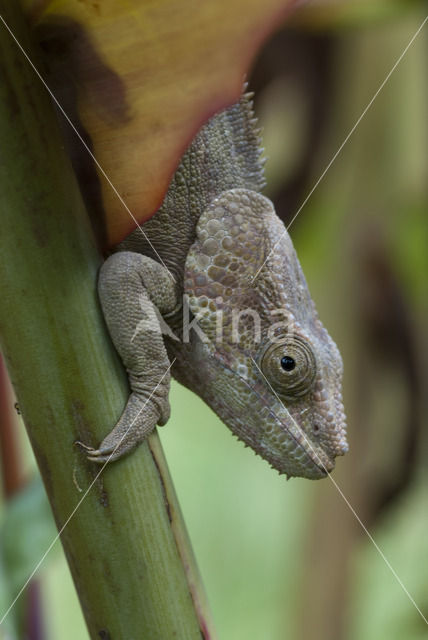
[86,452,112,464]
[75,440,117,464]
[86,442,139,464]
[74,440,95,453]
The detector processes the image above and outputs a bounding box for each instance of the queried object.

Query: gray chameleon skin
[84,93,348,480]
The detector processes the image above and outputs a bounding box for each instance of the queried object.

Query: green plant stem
[0,3,215,638]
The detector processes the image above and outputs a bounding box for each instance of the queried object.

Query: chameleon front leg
[84,251,179,463]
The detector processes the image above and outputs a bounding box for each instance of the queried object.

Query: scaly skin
[84,94,348,479]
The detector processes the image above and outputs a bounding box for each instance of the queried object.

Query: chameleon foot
[81,390,170,464]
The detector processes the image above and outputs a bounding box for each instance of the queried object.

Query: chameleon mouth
[236,370,335,477]
[274,409,335,477]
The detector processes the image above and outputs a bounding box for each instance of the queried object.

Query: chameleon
[83,92,348,480]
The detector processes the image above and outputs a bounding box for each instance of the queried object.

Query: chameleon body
[85,93,348,480]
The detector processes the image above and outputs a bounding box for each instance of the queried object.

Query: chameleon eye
[261,335,316,399]
[280,355,295,371]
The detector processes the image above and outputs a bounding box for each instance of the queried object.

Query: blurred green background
[1,2,427,639]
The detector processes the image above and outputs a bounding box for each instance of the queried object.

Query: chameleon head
[183,188,348,480]
[195,318,347,480]
[254,322,348,478]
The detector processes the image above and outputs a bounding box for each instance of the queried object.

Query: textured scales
[85,93,348,480]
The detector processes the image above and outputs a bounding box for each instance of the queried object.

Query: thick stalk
[0,3,214,638]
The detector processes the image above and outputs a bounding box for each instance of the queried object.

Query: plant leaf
[21,0,297,247]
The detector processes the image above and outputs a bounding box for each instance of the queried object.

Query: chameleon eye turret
[260,335,317,400]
